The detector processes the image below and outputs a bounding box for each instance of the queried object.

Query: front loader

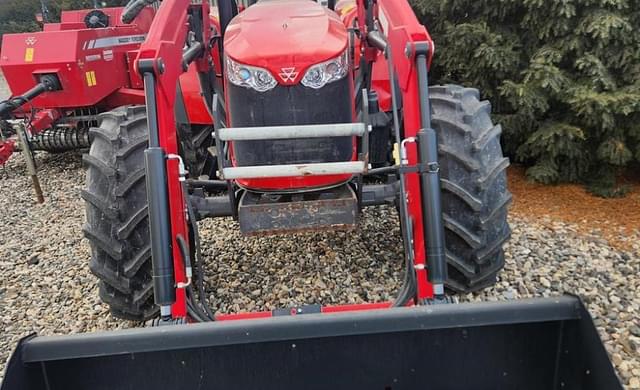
[1,0,623,388]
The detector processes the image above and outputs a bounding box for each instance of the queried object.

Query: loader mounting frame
[135,0,445,321]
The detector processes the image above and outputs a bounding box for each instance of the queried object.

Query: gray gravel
[1,151,639,388]
[0,73,9,100]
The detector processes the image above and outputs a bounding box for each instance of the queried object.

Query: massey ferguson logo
[279,67,299,83]
[25,37,37,46]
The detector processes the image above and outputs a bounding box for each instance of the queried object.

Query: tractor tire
[430,85,512,292]
[81,106,213,320]
[82,106,154,320]
[178,123,216,179]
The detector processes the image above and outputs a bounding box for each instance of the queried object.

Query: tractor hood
[224,0,348,86]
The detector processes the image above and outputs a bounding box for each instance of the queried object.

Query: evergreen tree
[412,0,640,196]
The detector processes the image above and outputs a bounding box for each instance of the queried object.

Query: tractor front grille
[227,77,353,167]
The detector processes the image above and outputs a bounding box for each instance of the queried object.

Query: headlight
[225,56,277,92]
[301,50,349,89]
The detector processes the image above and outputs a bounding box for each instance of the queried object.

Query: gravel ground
[1,151,639,387]
[0,73,9,99]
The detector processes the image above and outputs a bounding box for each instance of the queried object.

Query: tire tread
[83,106,156,320]
[430,85,511,293]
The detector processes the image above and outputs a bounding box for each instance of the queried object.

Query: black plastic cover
[228,78,353,166]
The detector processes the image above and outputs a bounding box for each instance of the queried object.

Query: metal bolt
[157,58,165,74]
[405,43,412,58]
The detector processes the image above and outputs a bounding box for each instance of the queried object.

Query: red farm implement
[0,3,212,200]
[1,0,623,388]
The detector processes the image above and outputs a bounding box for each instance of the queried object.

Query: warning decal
[24,48,34,62]
[85,71,97,87]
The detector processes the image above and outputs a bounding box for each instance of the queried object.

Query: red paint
[30,109,61,134]
[321,302,392,313]
[179,63,214,125]
[215,311,273,321]
[126,51,145,89]
[103,87,146,108]
[224,1,348,86]
[0,139,15,166]
[214,302,393,322]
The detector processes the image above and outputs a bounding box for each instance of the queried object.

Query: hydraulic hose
[188,193,216,321]
[393,203,417,307]
[182,180,217,321]
[121,0,156,24]
[176,234,193,286]
[187,293,208,322]
[176,233,212,322]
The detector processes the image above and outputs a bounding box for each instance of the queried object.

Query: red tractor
[1,1,622,389]
[78,0,512,321]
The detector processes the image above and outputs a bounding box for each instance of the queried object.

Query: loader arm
[134,0,213,318]
[356,0,437,299]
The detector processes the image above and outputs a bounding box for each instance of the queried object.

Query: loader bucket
[2,296,621,390]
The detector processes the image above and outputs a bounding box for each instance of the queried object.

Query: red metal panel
[224,0,349,86]
[0,7,153,110]
[59,7,155,30]
[179,63,213,125]
[321,302,392,313]
[103,87,146,107]
[215,311,273,321]
[126,51,144,89]
[213,302,393,322]
[43,23,86,31]
[0,140,15,166]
